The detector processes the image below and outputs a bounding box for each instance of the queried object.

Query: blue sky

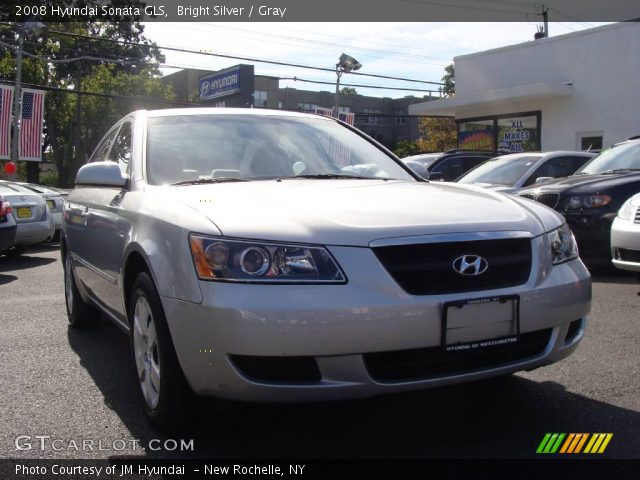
[143,22,608,99]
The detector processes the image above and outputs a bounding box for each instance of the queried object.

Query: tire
[129,271,193,432]
[63,248,99,328]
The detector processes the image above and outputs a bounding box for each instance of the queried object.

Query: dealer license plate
[442,295,520,351]
[16,207,32,219]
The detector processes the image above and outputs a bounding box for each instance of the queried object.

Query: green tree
[340,87,357,95]
[0,12,170,186]
[416,117,457,152]
[441,63,455,97]
[393,139,420,158]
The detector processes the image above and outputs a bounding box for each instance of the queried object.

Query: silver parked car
[457,151,596,193]
[14,182,65,237]
[0,182,54,255]
[63,109,591,430]
[611,192,640,278]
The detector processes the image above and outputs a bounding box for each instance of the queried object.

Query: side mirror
[405,160,429,180]
[534,176,553,185]
[76,162,127,187]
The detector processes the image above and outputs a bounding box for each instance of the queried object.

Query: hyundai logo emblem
[452,255,489,276]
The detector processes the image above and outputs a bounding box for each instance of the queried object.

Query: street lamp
[334,53,362,117]
[10,20,48,181]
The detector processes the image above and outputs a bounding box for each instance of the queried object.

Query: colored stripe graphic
[537,433,613,454]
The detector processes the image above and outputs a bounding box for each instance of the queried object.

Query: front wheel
[129,271,192,432]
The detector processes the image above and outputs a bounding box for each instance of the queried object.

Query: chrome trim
[369,230,533,248]
[70,252,118,285]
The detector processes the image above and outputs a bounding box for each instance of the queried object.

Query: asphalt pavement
[1,244,639,460]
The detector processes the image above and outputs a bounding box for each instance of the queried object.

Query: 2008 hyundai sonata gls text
[62,109,591,430]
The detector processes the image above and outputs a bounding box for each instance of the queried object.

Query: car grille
[373,238,532,295]
[519,192,560,209]
[635,208,640,224]
[619,248,640,263]
[364,329,552,382]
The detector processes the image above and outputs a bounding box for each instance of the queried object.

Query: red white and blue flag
[19,88,45,161]
[0,85,14,160]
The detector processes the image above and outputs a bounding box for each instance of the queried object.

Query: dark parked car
[0,195,17,253]
[519,138,640,266]
[402,150,504,181]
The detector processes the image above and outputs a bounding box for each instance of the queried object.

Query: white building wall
[430,22,640,150]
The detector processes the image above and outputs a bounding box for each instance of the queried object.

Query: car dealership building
[410,22,640,153]
[162,65,430,148]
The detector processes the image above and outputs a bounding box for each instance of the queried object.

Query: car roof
[137,108,332,121]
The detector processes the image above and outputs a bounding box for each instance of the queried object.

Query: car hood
[470,183,520,194]
[520,172,640,194]
[167,179,561,246]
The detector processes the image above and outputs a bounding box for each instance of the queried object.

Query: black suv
[402,149,504,181]
[519,138,640,266]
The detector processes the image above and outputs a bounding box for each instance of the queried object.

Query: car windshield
[457,155,541,186]
[404,154,441,168]
[146,114,415,185]
[576,141,640,175]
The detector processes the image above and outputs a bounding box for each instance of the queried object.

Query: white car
[611,192,640,278]
[63,108,591,431]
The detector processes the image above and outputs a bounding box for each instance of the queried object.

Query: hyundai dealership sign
[199,66,242,101]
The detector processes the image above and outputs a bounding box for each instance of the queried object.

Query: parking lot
[1,244,639,460]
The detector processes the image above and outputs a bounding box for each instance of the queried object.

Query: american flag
[0,85,13,160]
[19,89,45,161]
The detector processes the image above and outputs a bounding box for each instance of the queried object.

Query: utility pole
[542,5,549,38]
[10,32,23,178]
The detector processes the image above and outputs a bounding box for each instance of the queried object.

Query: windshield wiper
[171,177,249,186]
[281,174,391,180]
[599,168,640,174]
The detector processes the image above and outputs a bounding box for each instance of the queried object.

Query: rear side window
[89,127,119,163]
[109,122,133,175]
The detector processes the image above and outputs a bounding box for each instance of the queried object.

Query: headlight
[189,235,346,283]
[564,194,611,209]
[617,197,636,221]
[548,224,579,265]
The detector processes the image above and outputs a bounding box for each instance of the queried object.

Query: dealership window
[253,91,268,107]
[297,103,317,112]
[579,134,603,152]
[364,108,382,125]
[458,112,541,152]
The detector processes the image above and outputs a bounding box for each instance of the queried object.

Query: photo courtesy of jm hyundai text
[62,108,591,431]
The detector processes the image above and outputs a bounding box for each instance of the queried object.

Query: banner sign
[459,128,495,150]
[19,88,45,162]
[199,66,241,101]
[0,85,14,160]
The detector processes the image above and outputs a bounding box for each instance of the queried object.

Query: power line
[196,23,451,64]
[46,28,446,87]
[0,79,195,105]
[282,76,440,94]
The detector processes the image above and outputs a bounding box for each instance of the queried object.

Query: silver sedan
[63,108,591,431]
[0,182,54,255]
[457,151,596,193]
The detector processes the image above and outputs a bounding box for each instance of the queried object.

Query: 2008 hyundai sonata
[62,108,591,430]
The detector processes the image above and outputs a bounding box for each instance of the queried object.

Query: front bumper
[162,241,591,402]
[611,216,640,273]
[564,211,617,266]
